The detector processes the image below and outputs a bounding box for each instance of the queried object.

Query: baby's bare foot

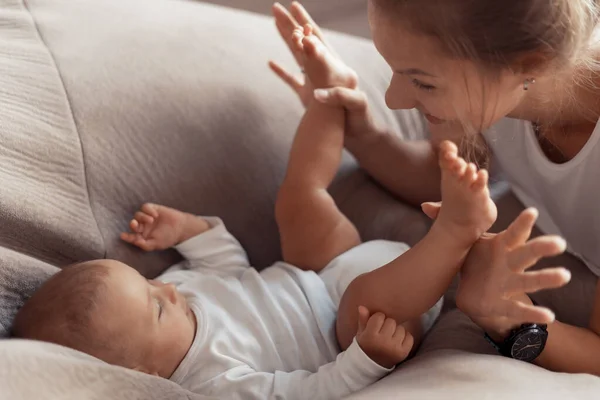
[436,141,497,244]
[292,24,357,89]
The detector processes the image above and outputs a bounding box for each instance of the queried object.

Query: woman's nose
[385,86,417,110]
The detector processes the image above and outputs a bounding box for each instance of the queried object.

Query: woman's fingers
[500,208,538,249]
[507,235,567,272]
[494,299,556,325]
[269,60,304,92]
[273,3,305,67]
[314,87,368,112]
[421,202,441,220]
[505,267,571,295]
[273,2,299,35]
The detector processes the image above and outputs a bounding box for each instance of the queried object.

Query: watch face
[510,330,544,362]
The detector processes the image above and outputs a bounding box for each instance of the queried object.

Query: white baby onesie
[161,217,441,400]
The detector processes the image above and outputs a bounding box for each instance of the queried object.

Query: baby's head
[12,259,196,378]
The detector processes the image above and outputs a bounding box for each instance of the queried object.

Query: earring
[523,78,536,91]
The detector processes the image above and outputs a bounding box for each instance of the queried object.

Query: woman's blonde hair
[375,0,600,73]
[375,0,600,164]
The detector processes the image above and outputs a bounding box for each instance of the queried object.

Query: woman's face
[368,1,527,142]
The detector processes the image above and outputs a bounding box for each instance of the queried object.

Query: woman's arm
[484,287,600,376]
[345,128,441,206]
[537,310,600,375]
[456,206,600,375]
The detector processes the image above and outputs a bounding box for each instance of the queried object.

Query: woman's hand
[269,2,331,107]
[269,2,380,142]
[456,208,572,337]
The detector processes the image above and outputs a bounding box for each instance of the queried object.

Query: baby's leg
[335,141,497,349]
[276,28,359,272]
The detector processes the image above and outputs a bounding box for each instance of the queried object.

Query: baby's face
[96,260,196,378]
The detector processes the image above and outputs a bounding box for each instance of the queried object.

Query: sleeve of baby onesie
[173,217,250,272]
[188,338,392,400]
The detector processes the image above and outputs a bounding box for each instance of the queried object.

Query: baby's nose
[164,283,178,304]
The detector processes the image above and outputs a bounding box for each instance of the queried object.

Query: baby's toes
[302,35,325,59]
[461,163,478,185]
[439,140,458,159]
[448,156,467,178]
[472,169,489,191]
[292,28,304,53]
[438,142,459,169]
[303,23,313,36]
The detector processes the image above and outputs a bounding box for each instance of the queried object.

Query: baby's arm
[192,341,387,400]
[121,203,249,271]
[190,310,409,400]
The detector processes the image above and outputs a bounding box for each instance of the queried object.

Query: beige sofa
[1,0,599,398]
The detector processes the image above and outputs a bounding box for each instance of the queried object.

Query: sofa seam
[21,0,108,258]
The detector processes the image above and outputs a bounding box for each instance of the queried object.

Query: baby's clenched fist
[355,306,414,369]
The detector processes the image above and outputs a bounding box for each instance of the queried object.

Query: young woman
[270,1,600,376]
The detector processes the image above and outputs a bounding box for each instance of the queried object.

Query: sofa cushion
[0,0,428,334]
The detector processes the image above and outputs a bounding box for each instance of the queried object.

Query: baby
[11,28,496,399]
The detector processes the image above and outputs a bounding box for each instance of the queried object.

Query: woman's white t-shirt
[484,118,600,277]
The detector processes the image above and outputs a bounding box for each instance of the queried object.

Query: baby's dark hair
[11,261,114,360]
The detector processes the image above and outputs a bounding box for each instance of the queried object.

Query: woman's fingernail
[314,89,329,101]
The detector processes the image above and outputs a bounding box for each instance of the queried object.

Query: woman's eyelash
[411,79,436,92]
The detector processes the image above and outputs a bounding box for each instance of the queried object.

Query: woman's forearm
[480,293,600,376]
[534,321,600,375]
[345,132,441,206]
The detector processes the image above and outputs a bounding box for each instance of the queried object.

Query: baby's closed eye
[155,298,163,319]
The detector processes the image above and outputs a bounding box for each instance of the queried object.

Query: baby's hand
[355,306,414,369]
[121,203,208,251]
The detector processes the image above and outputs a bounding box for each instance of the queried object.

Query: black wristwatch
[485,323,548,362]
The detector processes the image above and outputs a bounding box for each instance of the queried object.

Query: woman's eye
[411,79,436,92]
